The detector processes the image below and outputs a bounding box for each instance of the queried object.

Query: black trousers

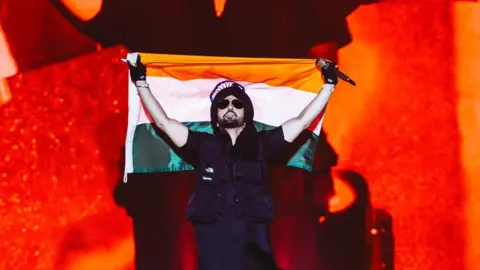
[194,187,278,270]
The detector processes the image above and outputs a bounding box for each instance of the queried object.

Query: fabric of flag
[124,53,326,176]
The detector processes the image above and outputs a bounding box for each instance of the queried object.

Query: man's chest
[196,143,265,183]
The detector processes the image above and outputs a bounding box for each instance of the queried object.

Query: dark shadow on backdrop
[370,208,395,270]
[49,0,379,59]
[315,169,372,270]
[314,170,395,270]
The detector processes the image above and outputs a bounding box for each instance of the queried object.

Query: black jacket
[181,126,290,223]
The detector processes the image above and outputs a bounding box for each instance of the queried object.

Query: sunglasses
[218,99,244,109]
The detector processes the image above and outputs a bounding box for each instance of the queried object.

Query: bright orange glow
[64,234,134,270]
[214,0,227,17]
[453,3,480,270]
[328,174,356,213]
[0,79,12,106]
[0,25,17,77]
[0,23,16,105]
[60,0,103,21]
[332,3,465,269]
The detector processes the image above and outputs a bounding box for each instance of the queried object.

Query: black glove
[318,59,338,85]
[127,55,147,82]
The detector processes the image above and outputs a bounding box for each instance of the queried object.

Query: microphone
[316,58,356,86]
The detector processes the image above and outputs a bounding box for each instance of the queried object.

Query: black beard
[218,111,242,128]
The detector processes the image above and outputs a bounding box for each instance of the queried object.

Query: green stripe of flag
[132,122,318,173]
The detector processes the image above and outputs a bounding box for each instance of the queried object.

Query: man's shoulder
[258,126,283,136]
[179,129,217,155]
[187,129,217,144]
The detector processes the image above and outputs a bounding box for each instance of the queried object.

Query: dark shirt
[180,126,291,223]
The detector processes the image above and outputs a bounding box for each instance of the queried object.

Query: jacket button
[217,193,221,197]
[235,197,239,203]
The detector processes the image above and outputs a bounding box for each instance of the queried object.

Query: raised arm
[128,56,189,148]
[281,60,338,143]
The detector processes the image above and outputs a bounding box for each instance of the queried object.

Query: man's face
[216,95,245,129]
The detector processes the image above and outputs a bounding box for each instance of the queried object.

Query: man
[49,0,369,266]
[127,55,339,270]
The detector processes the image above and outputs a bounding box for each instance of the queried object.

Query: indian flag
[124,53,327,177]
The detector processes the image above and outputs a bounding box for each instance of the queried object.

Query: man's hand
[125,54,189,148]
[127,55,147,83]
[316,59,338,85]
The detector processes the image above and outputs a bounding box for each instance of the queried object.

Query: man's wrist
[135,80,149,88]
[322,83,335,93]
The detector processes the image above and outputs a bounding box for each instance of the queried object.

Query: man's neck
[224,126,244,145]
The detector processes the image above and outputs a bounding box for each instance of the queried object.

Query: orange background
[0,2,479,270]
